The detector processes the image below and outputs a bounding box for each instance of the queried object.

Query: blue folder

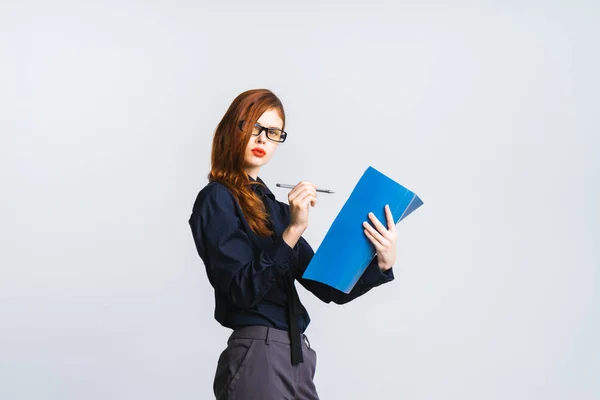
[302,166,423,293]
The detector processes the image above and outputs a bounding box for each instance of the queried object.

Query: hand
[287,181,317,233]
[363,204,397,271]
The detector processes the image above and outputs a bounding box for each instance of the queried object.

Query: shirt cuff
[359,257,395,286]
[266,235,299,276]
[381,266,394,280]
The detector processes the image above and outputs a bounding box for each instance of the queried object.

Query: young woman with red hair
[189,89,398,399]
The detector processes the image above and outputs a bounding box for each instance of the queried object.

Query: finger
[287,183,303,201]
[363,220,390,247]
[292,190,316,207]
[368,212,391,239]
[293,182,317,192]
[299,192,317,208]
[364,228,385,252]
[289,182,316,199]
[289,185,317,203]
[300,187,317,203]
[287,181,305,199]
[385,205,396,232]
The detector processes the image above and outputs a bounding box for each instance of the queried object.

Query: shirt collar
[248,175,275,200]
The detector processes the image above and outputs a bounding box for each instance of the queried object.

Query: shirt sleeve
[275,201,394,304]
[295,236,394,304]
[188,184,298,309]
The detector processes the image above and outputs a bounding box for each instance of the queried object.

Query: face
[243,108,283,179]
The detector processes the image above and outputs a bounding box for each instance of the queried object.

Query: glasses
[239,120,287,143]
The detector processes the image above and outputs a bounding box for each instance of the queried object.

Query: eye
[268,129,282,139]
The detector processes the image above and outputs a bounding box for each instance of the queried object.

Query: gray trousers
[213,326,320,400]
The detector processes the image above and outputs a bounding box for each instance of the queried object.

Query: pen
[276,183,335,194]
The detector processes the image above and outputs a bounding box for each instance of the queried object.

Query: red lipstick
[251,148,266,158]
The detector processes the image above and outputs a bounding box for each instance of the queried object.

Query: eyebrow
[257,122,282,130]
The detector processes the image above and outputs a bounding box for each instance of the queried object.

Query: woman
[188,89,398,399]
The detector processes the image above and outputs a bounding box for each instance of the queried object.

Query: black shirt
[188,176,394,333]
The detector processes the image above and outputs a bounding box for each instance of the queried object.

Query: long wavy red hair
[208,89,286,237]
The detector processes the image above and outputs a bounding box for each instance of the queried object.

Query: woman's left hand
[363,205,397,271]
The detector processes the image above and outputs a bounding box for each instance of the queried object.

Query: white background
[1,1,598,399]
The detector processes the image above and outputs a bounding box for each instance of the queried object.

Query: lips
[251,148,266,157]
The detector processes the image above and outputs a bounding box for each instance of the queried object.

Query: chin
[246,160,267,170]
[247,156,269,167]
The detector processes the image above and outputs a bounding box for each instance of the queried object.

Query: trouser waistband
[229,325,311,348]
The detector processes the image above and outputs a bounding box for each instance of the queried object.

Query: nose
[255,130,267,143]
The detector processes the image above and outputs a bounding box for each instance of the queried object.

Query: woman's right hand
[287,182,317,233]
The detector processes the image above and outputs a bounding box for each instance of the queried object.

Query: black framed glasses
[238,120,287,143]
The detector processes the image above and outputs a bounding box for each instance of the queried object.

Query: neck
[245,167,260,180]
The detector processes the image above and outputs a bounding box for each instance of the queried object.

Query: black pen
[275,183,335,194]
